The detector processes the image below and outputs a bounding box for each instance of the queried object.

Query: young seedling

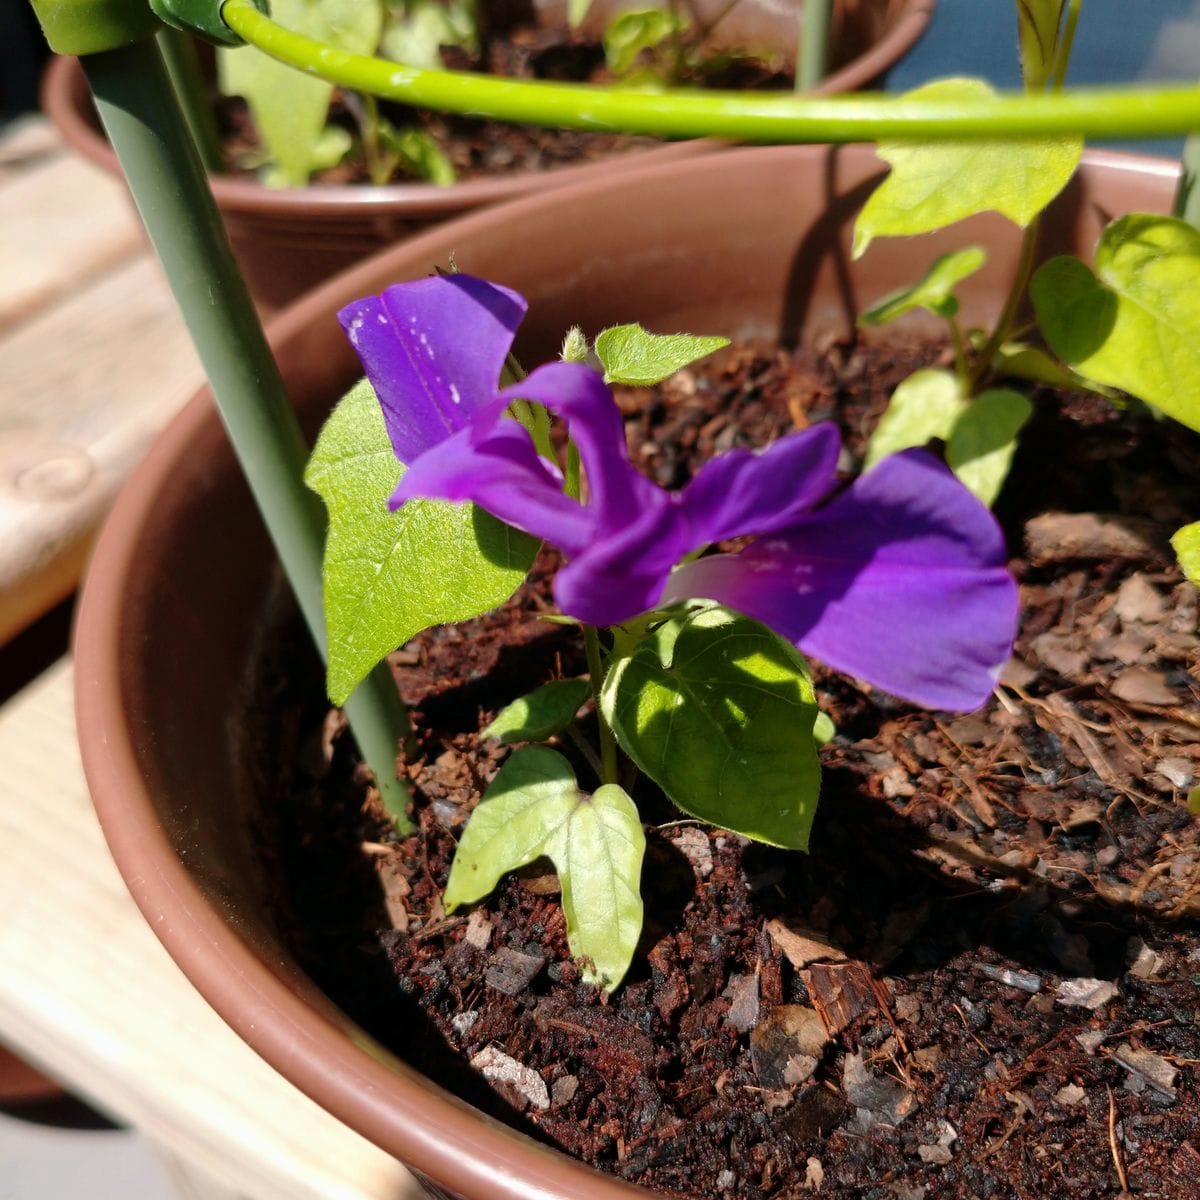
[854,2,1200,505]
[309,273,1018,991]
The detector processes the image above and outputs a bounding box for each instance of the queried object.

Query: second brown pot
[42,0,934,312]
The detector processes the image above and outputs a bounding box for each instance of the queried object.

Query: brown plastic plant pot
[73,143,1179,1200]
[42,0,935,313]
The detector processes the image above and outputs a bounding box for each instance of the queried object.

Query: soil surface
[219,4,791,184]
[253,335,1200,1199]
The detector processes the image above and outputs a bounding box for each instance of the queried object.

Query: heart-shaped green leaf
[595,324,729,387]
[218,0,384,186]
[482,679,591,743]
[601,606,821,849]
[305,379,537,705]
[444,747,645,991]
[860,246,987,325]
[945,388,1032,507]
[865,372,1030,505]
[853,78,1082,259]
[1031,215,1200,432]
[863,369,966,470]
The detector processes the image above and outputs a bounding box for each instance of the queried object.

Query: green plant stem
[563,721,605,784]
[949,318,970,390]
[796,0,831,93]
[1051,0,1082,90]
[1175,132,1200,229]
[220,0,1200,141]
[967,221,1040,394]
[360,92,391,185]
[82,37,414,831]
[583,626,619,785]
[156,27,222,172]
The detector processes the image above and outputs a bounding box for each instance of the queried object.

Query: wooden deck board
[0,660,424,1200]
[0,143,141,331]
[0,254,202,643]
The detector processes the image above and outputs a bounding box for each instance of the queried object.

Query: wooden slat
[0,142,141,330]
[0,660,425,1200]
[0,254,201,642]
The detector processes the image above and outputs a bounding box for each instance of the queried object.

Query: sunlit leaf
[305,378,536,705]
[601,606,821,849]
[860,246,986,324]
[1172,521,1200,588]
[482,679,591,743]
[863,369,966,470]
[381,0,477,70]
[1031,215,1200,432]
[991,341,1113,397]
[595,324,729,387]
[444,747,645,991]
[853,78,1082,258]
[218,0,384,186]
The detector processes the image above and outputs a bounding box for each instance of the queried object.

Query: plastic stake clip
[150,0,268,46]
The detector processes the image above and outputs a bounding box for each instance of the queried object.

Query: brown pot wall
[42,0,934,312]
[73,144,1180,1200]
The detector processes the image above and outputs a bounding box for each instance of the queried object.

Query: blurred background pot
[42,0,934,312]
[73,143,1178,1200]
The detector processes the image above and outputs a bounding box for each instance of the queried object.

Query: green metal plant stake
[27,0,414,830]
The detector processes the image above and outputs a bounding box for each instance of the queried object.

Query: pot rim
[42,0,936,216]
[74,140,1180,1200]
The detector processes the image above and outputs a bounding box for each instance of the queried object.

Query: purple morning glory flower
[338,275,1018,711]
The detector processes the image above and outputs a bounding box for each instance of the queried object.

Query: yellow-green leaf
[305,379,536,706]
[601,607,821,850]
[1172,521,1200,588]
[218,0,384,186]
[444,748,645,992]
[945,388,1032,506]
[1031,215,1200,432]
[853,78,1082,259]
[863,369,966,471]
[861,246,986,325]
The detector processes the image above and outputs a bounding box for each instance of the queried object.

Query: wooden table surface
[0,114,424,1200]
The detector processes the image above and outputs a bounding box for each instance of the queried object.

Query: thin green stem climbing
[1175,132,1200,229]
[967,221,1040,394]
[583,625,619,786]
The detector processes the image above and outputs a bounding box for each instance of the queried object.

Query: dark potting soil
[251,335,1200,1199]
[217,6,791,185]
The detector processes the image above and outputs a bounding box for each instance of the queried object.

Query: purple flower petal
[338,275,525,464]
[391,397,592,551]
[499,361,664,549]
[680,423,841,544]
[498,361,691,624]
[555,495,691,627]
[664,450,1018,711]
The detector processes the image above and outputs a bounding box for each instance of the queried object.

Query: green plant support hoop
[218,0,1200,142]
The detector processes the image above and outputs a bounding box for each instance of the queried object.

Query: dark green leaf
[601,607,821,850]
